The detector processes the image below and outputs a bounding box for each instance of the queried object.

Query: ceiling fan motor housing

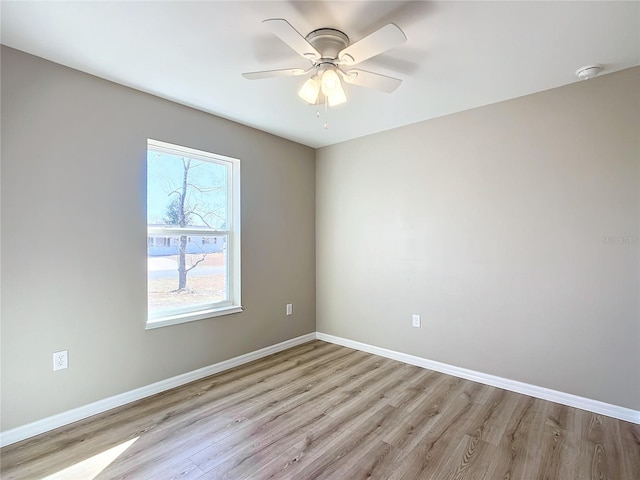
[306,28,349,61]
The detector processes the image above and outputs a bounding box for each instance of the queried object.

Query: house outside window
[146,139,241,328]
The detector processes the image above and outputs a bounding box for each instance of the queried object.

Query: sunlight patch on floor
[40,437,138,480]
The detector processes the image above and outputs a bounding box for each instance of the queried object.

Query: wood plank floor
[2,340,639,479]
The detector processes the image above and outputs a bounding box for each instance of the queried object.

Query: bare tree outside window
[161,158,226,291]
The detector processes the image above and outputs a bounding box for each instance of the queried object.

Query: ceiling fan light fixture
[298,67,347,106]
[298,75,320,104]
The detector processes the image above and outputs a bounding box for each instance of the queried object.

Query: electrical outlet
[412,314,421,328]
[286,304,293,315]
[53,350,68,371]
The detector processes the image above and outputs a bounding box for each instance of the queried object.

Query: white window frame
[146,139,241,329]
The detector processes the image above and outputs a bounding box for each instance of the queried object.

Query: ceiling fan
[242,19,407,108]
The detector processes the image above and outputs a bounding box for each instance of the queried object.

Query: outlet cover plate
[412,314,421,328]
[53,350,68,371]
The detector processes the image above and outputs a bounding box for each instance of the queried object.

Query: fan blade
[338,24,406,65]
[263,18,321,61]
[242,68,309,80]
[341,69,403,93]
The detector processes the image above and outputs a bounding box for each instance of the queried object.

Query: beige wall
[0,47,316,430]
[317,67,640,410]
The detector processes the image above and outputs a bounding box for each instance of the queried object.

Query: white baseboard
[316,332,640,425]
[0,333,316,448]
[3,330,637,448]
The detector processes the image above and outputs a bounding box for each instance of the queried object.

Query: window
[146,139,241,328]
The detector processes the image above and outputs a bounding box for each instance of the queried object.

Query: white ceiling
[1,1,639,148]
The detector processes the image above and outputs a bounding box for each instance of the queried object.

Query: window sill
[145,305,243,329]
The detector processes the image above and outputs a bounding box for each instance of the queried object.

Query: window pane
[146,139,240,326]
[147,234,228,316]
[147,150,228,229]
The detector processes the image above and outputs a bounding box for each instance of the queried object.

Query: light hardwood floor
[2,340,639,479]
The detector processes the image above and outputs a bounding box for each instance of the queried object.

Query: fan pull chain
[324,95,329,129]
[314,97,330,129]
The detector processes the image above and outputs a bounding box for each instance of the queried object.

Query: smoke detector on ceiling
[575,64,602,80]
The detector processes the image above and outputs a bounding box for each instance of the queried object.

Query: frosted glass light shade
[298,76,320,104]
[327,87,346,106]
[321,69,347,106]
[321,69,340,96]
